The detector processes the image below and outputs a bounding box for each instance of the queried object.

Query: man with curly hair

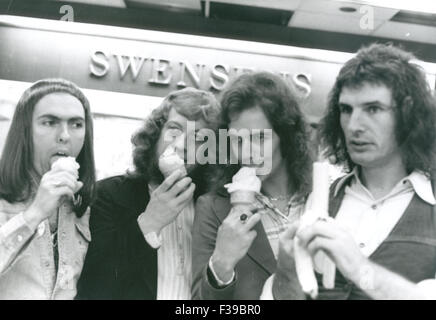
[191,71,313,299]
[268,43,436,300]
[76,88,221,299]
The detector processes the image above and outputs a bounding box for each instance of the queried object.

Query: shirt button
[17,235,23,242]
[359,243,366,248]
[37,223,45,236]
[45,261,50,268]
[371,204,377,210]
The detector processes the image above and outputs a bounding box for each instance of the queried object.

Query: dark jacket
[76,174,157,300]
[191,190,277,300]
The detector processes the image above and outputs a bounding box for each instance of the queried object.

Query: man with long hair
[270,43,436,300]
[77,87,221,299]
[0,79,96,299]
[191,71,313,299]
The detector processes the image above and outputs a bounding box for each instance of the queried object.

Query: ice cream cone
[230,190,256,213]
[158,146,187,178]
[225,167,261,214]
[160,163,187,178]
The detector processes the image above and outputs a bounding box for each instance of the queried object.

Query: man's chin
[349,154,375,168]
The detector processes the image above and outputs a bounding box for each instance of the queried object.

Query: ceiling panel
[209,0,302,11]
[125,0,201,10]
[372,21,436,44]
[203,2,293,26]
[52,0,127,7]
[297,0,398,20]
[289,11,385,35]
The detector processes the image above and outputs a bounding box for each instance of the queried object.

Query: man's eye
[195,132,206,140]
[42,120,56,126]
[339,105,352,114]
[366,105,381,114]
[71,122,84,129]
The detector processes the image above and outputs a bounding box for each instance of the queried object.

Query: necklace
[268,195,291,201]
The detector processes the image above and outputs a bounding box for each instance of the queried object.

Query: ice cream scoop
[51,156,82,203]
[225,167,261,213]
[158,146,187,178]
[51,156,80,179]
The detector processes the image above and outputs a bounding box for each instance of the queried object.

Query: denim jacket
[0,199,91,299]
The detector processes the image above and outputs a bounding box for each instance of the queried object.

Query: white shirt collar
[334,168,436,205]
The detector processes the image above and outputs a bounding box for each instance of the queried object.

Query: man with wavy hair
[77,87,220,300]
[269,43,436,300]
[192,71,313,299]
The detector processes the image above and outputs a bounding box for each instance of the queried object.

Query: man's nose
[240,136,252,165]
[57,123,71,143]
[345,109,366,134]
[173,132,186,155]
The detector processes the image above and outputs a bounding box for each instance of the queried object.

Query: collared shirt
[261,169,436,299]
[260,194,306,259]
[334,168,436,257]
[147,185,194,300]
[0,199,91,300]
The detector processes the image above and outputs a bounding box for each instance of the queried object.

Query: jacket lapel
[213,195,277,275]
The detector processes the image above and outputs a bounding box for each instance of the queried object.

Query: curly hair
[0,78,95,217]
[214,71,313,198]
[320,43,436,176]
[130,87,221,197]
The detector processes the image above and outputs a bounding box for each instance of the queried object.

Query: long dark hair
[0,78,96,217]
[130,87,221,198]
[214,71,313,199]
[320,43,436,176]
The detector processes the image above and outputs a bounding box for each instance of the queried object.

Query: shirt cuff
[417,279,436,299]
[260,274,275,300]
[0,212,34,251]
[143,231,162,249]
[208,256,235,287]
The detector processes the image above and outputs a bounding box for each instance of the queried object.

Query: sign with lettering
[0,22,434,122]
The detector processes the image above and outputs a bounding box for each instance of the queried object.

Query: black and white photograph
[0,0,436,306]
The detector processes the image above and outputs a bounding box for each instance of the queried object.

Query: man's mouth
[52,151,70,157]
[349,140,372,150]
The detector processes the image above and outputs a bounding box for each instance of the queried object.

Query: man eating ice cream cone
[77,88,221,300]
[191,71,313,299]
[0,79,96,299]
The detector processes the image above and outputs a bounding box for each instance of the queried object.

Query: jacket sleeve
[191,195,237,300]
[0,212,35,275]
[76,178,156,300]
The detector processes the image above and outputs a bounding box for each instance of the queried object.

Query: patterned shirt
[0,199,90,300]
[148,185,194,300]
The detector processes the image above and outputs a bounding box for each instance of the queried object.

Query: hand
[296,218,367,283]
[272,223,306,300]
[138,170,195,235]
[211,206,263,282]
[24,167,83,230]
